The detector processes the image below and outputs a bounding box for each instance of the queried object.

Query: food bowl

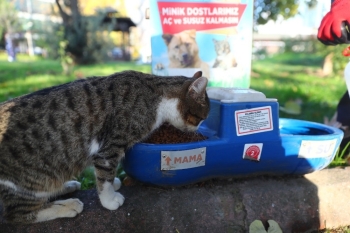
[123,88,343,186]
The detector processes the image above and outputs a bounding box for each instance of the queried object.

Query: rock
[1,167,350,233]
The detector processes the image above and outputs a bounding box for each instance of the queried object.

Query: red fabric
[318,0,350,45]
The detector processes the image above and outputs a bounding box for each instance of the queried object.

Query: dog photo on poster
[150,0,253,88]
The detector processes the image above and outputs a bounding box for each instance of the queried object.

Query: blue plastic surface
[123,99,344,186]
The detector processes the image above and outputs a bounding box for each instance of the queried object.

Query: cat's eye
[174,45,179,49]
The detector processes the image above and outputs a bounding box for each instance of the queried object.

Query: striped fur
[0,70,209,223]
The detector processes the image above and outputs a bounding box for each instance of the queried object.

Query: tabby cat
[212,38,238,69]
[0,70,209,223]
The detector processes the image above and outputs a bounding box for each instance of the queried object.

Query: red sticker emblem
[245,146,260,160]
[243,144,263,161]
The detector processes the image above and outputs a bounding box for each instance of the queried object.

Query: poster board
[150,0,253,88]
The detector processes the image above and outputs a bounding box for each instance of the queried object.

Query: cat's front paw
[100,191,125,210]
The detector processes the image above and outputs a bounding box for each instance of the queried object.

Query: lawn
[0,52,345,123]
[0,55,151,102]
[251,52,345,123]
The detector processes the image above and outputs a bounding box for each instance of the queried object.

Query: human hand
[318,0,350,45]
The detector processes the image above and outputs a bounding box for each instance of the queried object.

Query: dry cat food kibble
[143,123,207,144]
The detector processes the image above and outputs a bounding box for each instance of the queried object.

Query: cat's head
[213,38,231,55]
[165,71,210,132]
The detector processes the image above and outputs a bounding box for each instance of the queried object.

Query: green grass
[77,166,96,190]
[0,57,68,102]
[77,164,126,190]
[0,53,151,102]
[251,52,345,123]
[328,142,350,168]
[1,52,345,123]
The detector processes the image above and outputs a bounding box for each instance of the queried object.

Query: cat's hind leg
[1,189,83,223]
[1,190,45,223]
[35,198,83,223]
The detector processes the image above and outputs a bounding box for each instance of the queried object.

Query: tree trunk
[55,0,88,64]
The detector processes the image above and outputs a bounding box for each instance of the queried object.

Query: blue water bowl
[123,88,344,186]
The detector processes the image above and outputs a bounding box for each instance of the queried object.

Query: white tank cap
[206,87,277,103]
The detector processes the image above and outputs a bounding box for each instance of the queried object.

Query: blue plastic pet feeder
[123,88,344,186]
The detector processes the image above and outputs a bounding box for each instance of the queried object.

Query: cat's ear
[162,34,173,46]
[192,71,202,79]
[213,38,218,44]
[188,77,208,100]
